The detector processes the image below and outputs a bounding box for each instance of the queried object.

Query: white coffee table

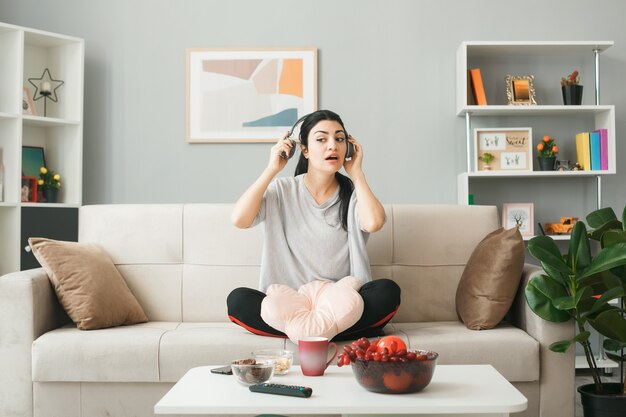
[155,364,527,416]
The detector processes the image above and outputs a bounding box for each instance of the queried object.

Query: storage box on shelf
[456,41,615,241]
[0,22,83,275]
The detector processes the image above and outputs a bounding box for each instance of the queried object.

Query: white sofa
[0,204,575,417]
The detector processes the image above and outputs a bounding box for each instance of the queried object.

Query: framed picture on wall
[186,48,318,143]
[502,203,534,237]
[22,146,46,177]
[474,128,532,173]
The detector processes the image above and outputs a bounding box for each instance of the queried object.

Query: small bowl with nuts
[230,358,275,386]
[252,349,294,375]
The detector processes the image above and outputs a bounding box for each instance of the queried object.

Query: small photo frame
[22,87,36,115]
[505,75,537,105]
[22,146,46,177]
[21,176,38,202]
[474,128,532,172]
[502,203,534,237]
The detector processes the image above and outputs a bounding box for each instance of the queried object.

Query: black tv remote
[249,383,312,398]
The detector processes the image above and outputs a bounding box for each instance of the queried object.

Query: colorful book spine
[595,128,609,170]
[469,68,487,106]
[575,132,591,170]
[589,131,601,171]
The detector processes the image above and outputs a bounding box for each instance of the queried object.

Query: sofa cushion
[390,205,499,322]
[455,227,524,330]
[32,322,177,382]
[28,238,148,330]
[32,322,285,383]
[158,322,286,382]
[260,276,364,343]
[393,321,539,382]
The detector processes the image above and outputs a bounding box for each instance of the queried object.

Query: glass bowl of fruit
[338,336,438,394]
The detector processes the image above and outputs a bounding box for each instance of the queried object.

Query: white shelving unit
[0,22,83,275]
[456,41,615,242]
[456,41,619,371]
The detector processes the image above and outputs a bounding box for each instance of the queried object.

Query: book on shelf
[575,132,591,170]
[595,128,609,170]
[468,68,487,106]
[576,130,608,171]
[589,131,601,171]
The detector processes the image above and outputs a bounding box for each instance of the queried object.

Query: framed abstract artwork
[186,48,318,143]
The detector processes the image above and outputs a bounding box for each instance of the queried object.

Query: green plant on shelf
[537,135,558,158]
[561,70,580,87]
[37,166,61,190]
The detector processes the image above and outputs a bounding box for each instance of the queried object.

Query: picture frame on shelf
[502,203,534,237]
[186,48,318,143]
[474,128,532,172]
[505,75,537,105]
[22,87,36,116]
[21,176,38,202]
[22,146,46,177]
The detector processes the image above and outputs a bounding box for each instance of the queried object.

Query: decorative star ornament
[28,68,64,103]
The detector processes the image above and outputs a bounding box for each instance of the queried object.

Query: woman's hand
[267,133,294,175]
[343,135,363,178]
[343,135,385,232]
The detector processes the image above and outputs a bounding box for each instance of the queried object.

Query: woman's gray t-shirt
[251,174,374,292]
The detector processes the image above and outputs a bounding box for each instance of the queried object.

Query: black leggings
[226,278,401,341]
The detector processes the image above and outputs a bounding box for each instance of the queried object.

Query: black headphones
[281,114,355,160]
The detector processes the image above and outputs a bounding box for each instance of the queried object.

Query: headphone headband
[286,114,310,139]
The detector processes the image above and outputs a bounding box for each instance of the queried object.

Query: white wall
[1,0,625,213]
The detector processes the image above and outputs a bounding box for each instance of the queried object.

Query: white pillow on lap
[261,276,364,343]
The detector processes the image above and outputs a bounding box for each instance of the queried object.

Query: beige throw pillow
[455,227,524,330]
[29,237,148,330]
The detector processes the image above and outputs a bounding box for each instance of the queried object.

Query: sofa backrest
[79,204,499,323]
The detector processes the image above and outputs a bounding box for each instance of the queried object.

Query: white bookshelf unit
[457,41,619,371]
[0,22,84,275]
[456,41,615,242]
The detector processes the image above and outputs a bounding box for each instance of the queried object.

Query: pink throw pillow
[260,276,364,343]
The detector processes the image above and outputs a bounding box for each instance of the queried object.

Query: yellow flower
[37,166,62,191]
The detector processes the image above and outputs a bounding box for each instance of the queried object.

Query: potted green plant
[37,166,61,203]
[478,152,495,170]
[525,206,626,416]
[537,135,558,171]
[561,70,583,105]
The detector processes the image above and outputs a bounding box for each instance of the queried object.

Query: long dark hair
[294,110,354,231]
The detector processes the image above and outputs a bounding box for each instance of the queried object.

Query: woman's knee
[360,278,401,303]
[227,287,265,310]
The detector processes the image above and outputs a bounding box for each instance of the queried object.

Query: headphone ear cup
[280,139,297,160]
[288,139,297,159]
[346,141,354,159]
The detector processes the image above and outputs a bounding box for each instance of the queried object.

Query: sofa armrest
[0,268,68,417]
[510,263,575,417]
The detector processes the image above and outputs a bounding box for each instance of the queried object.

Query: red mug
[298,337,338,376]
